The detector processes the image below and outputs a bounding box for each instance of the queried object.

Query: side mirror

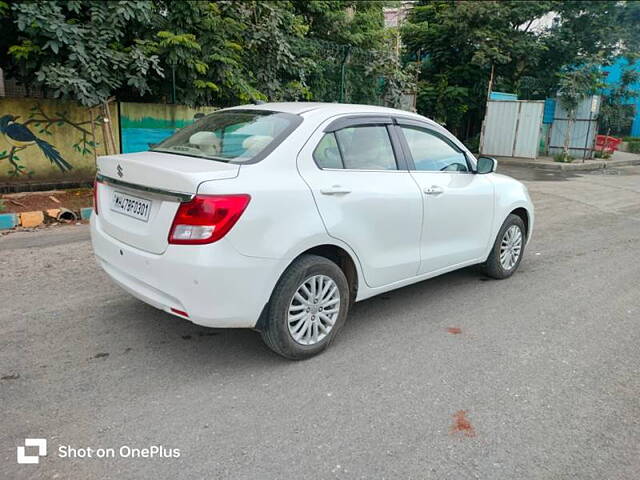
[476,156,497,174]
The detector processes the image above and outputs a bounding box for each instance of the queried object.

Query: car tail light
[168,194,251,245]
[93,178,101,215]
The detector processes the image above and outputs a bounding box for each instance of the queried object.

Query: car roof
[222,102,426,120]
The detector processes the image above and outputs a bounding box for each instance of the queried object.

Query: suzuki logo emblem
[117,164,123,178]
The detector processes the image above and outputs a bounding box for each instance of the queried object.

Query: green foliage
[6,1,163,106]
[627,141,640,154]
[554,152,575,163]
[0,198,5,213]
[403,0,640,139]
[593,150,612,159]
[416,74,469,129]
[557,63,603,114]
[1,0,411,108]
[464,134,480,154]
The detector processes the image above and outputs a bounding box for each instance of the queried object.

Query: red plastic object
[595,135,622,153]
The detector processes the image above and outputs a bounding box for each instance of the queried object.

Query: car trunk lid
[95,151,239,254]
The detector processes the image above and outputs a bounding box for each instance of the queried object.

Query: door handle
[320,185,352,195]
[424,185,445,195]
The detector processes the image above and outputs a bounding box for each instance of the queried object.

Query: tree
[5,1,163,107]
[556,62,603,157]
[239,1,311,101]
[292,1,414,107]
[1,0,410,108]
[402,0,640,140]
[402,1,554,136]
[143,1,264,107]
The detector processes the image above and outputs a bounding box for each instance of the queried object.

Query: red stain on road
[446,327,462,334]
[450,410,476,437]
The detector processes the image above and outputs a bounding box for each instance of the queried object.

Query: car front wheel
[260,254,350,360]
[482,214,526,279]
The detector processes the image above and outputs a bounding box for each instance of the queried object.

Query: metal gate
[480,100,544,158]
[548,96,600,159]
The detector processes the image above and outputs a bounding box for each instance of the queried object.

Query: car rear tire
[482,214,526,279]
[260,254,350,360]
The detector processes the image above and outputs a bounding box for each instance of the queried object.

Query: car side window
[313,132,343,169]
[400,126,469,172]
[335,126,398,171]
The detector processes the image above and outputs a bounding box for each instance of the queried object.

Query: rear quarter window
[313,133,342,169]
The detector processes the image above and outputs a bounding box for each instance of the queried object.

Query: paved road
[2,166,640,479]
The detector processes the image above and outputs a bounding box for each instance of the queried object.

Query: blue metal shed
[600,58,640,137]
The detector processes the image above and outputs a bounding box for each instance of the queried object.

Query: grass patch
[554,152,575,163]
[628,141,640,153]
[594,150,612,159]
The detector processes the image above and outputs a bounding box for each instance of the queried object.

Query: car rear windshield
[151,110,302,164]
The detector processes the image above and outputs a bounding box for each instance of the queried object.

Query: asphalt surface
[2,165,640,479]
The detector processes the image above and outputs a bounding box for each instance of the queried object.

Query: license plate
[111,191,152,222]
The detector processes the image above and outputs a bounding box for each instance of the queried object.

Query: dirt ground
[0,188,93,213]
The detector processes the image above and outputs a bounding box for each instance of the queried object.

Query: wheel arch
[254,240,362,330]
[299,244,359,305]
[509,206,530,237]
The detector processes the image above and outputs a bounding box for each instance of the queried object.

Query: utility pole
[486,63,495,102]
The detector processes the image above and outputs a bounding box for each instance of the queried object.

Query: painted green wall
[120,102,217,153]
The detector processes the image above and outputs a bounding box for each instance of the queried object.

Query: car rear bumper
[90,215,279,328]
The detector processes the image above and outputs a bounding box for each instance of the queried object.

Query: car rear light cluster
[168,194,251,245]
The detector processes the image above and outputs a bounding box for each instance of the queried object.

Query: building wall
[600,58,640,137]
[0,98,118,185]
[0,99,221,186]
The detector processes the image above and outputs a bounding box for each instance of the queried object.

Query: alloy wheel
[500,225,523,270]
[287,275,340,346]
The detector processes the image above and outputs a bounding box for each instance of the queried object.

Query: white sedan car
[91,102,533,359]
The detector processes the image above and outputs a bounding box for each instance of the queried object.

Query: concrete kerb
[0,207,91,230]
[495,156,640,171]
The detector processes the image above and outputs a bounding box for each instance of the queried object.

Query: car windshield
[151,110,300,163]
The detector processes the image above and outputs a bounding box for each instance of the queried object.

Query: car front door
[394,120,495,275]
[297,116,423,288]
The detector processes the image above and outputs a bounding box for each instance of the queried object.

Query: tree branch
[522,19,535,33]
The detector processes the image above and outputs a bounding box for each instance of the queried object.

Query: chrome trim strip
[96,174,194,202]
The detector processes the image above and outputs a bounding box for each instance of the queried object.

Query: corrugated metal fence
[480,100,544,158]
[548,96,600,159]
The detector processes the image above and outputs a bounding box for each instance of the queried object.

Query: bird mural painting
[0,114,73,172]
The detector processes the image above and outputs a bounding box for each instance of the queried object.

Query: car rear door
[297,116,422,288]
[393,119,495,274]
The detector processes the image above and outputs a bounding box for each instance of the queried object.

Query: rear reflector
[168,194,250,245]
[171,308,189,318]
